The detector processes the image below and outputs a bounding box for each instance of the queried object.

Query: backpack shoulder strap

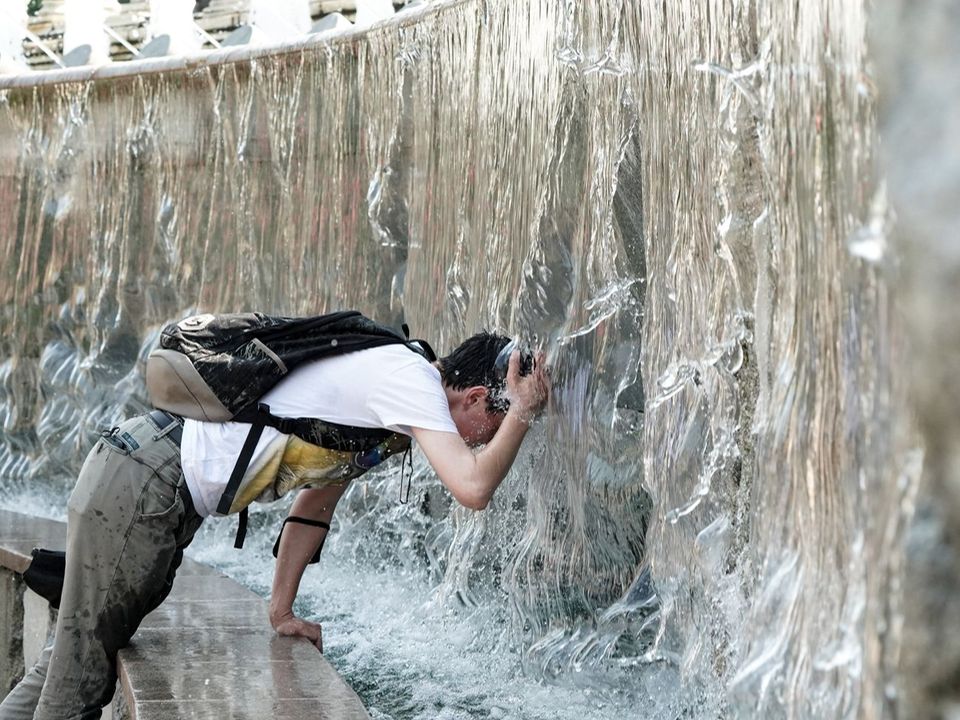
[217,315,436,550]
[401,323,438,362]
[217,403,272,519]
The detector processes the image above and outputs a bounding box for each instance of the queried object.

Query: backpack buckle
[277,417,298,435]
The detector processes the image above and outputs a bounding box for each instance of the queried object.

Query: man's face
[450,388,506,447]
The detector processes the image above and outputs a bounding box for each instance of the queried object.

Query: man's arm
[269,483,350,652]
[412,350,549,510]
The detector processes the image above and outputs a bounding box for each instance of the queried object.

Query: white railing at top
[0,3,65,70]
[0,0,445,86]
[62,0,110,64]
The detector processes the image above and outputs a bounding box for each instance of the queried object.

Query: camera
[494,339,534,379]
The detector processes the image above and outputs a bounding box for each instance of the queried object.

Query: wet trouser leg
[0,414,202,720]
[0,640,53,720]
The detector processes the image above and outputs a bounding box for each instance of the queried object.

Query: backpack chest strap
[232,406,392,452]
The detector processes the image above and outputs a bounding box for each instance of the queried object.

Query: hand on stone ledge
[272,612,324,653]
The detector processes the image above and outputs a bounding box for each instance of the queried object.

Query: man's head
[438,332,511,446]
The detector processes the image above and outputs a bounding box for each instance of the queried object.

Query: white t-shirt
[181,345,459,517]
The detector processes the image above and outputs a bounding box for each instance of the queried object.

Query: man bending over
[0,327,549,720]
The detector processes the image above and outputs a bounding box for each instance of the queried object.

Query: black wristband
[272,516,331,565]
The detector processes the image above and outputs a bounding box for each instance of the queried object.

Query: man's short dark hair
[438,332,510,414]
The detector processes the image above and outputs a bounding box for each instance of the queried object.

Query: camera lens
[494,339,533,378]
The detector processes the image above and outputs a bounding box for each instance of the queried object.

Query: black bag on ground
[23,548,66,609]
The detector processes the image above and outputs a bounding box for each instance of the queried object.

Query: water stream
[0,1,922,718]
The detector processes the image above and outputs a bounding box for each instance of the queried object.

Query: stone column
[0,568,25,695]
[875,2,960,718]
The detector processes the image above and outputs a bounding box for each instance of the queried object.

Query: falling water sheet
[0,1,918,719]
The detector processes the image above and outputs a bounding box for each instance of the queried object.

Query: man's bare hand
[506,349,550,423]
[271,612,324,653]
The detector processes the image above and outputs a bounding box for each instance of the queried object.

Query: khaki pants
[0,414,203,720]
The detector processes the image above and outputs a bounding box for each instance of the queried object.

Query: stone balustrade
[14,0,422,70]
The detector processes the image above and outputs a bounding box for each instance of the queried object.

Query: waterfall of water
[0,1,927,718]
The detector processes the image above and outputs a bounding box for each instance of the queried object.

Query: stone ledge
[0,512,69,574]
[0,509,369,720]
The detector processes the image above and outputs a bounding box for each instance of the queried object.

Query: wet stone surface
[0,510,370,719]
